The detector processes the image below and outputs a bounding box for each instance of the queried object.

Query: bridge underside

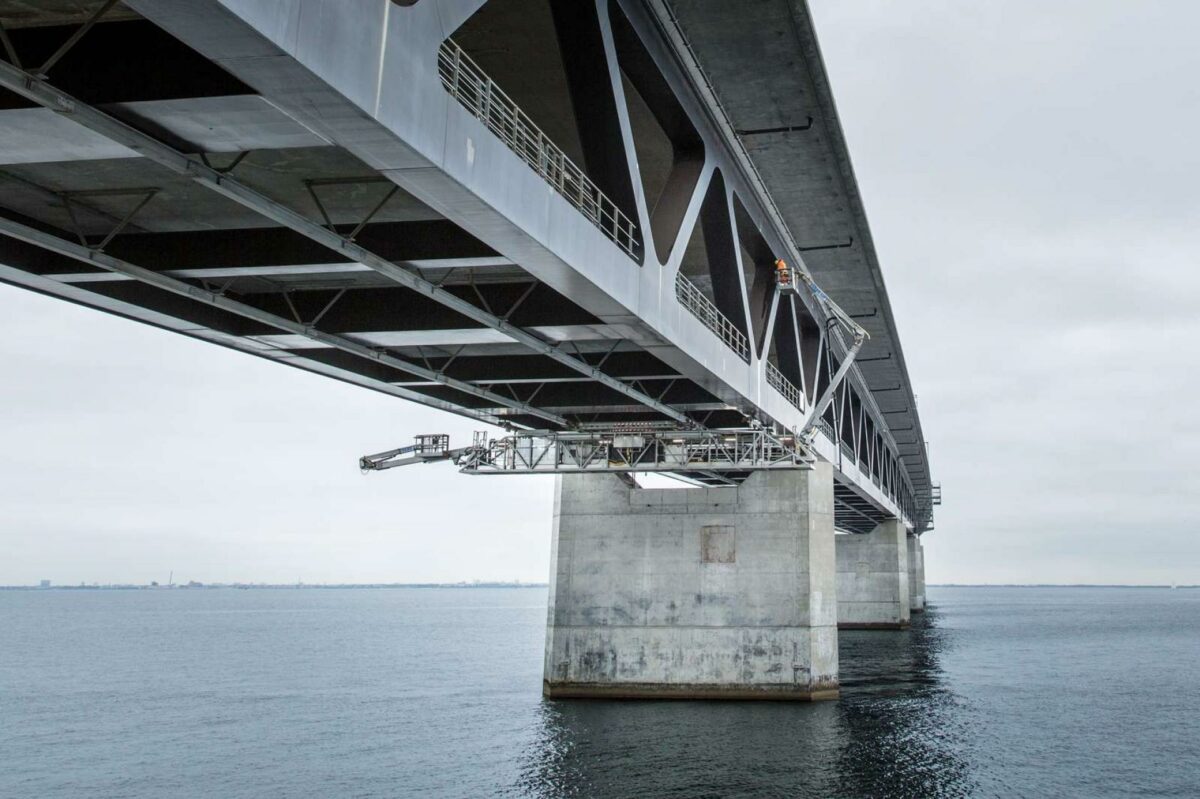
[0,0,940,701]
[0,0,923,536]
[0,17,693,426]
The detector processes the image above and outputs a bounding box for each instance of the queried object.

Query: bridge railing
[674,272,750,362]
[438,39,640,259]
[765,360,804,412]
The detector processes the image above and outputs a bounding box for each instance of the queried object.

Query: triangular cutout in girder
[609,1,704,265]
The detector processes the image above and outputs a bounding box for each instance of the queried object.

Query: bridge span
[0,0,937,699]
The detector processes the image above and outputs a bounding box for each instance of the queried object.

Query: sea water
[1,586,1197,797]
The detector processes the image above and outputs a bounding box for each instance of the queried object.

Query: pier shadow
[513,607,975,798]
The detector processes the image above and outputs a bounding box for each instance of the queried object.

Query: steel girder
[0,58,695,429]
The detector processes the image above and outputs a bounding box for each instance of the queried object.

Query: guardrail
[437,39,640,259]
[674,272,750,362]
[765,360,805,412]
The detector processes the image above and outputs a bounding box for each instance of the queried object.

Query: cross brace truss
[0,59,692,428]
[360,427,814,476]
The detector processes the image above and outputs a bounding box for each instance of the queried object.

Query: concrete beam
[245,324,629,351]
[48,257,514,285]
[0,96,327,165]
[16,221,500,276]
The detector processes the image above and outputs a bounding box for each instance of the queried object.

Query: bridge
[0,0,937,699]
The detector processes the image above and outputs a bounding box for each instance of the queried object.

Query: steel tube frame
[411,427,813,476]
[0,60,693,429]
[801,334,866,439]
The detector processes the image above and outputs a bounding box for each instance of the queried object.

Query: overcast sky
[2,1,1198,585]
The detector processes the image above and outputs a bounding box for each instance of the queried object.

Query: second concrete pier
[908,534,926,612]
[835,520,911,629]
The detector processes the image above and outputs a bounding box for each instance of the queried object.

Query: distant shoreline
[932,583,1198,589]
[0,582,550,591]
[1,583,1195,591]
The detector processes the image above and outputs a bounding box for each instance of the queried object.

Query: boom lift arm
[774,259,870,442]
[359,434,469,471]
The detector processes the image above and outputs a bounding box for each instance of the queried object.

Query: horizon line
[1,581,1197,591]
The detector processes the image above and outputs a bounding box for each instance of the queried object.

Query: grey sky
[2,1,1197,585]
[810,0,1200,584]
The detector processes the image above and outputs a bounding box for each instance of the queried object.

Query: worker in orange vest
[775,258,790,287]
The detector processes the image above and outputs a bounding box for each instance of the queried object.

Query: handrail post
[450,43,462,98]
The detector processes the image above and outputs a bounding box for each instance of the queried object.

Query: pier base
[908,534,926,612]
[835,520,911,629]
[543,467,838,700]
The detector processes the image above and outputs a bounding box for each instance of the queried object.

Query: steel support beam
[0,260,523,425]
[0,215,568,427]
[0,61,694,428]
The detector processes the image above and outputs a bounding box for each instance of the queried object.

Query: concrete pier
[908,535,927,613]
[543,467,839,700]
[835,520,911,629]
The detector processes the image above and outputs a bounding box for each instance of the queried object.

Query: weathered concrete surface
[835,520,910,629]
[544,466,838,700]
[908,534,926,613]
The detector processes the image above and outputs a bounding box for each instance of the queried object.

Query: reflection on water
[832,608,974,798]
[518,608,975,798]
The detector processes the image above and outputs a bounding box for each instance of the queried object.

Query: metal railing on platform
[674,272,750,362]
[458,427,813,474]
[765,361,805,412]
[437,39,640,259]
